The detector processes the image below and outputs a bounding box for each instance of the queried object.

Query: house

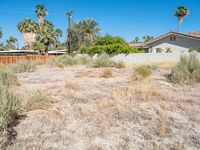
[129,31,200,53]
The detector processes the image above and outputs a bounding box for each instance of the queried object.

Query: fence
[111,52,200,64]
[0,55,53,64]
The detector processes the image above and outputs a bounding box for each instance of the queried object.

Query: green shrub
[170,54,200,83]
[80,35,143,55]
[132,65,152,81]
[0,69,17,87]
[0,85,21,135]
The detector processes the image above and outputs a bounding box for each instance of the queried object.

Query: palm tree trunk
[177,16,182,32]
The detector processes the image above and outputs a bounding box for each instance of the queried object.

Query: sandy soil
[6,65,200,150]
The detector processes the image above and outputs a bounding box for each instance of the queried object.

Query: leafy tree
[35,4,47,31]
[17,19,39,49]
[174,6,189,32]
[132,37,140,43]
[5,36,18,50]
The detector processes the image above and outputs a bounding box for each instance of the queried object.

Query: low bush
[7,61,41,73]
[48,54,92,67]
[170,54,200,83]
[100,68,113,78]
[0,69,17,87]
[0,85,21,135]
[90,53,125,68]
[132,65,152,81]
[23,90,53,112]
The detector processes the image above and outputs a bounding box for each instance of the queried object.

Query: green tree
[174,6,189,32]
[5,36,18,50]
[35,4,47,31]
[143,35,154,42]
[17,19,39,49]
[133,37,140,43]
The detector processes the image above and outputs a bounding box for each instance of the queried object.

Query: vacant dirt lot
[6,65,200,150]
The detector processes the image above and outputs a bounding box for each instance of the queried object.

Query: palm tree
[66,10,73,53]
[174,6,189,32]
[35,4,47,31]
[36,20,61,54]
[17,19,39,49]
[54,29,62,48]
[0,27,2,39]
[6,36,18,50]
[82,18,100,43]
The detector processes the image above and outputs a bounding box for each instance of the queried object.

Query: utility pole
[66,10,73,53]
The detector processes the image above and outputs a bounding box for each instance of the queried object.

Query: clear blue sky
[0,0,200,47]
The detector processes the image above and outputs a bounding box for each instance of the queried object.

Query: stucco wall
[148,35,200,53]
[111,53,200,64]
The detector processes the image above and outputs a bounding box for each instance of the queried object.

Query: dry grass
[132,65,152,82]
[100,68,113,78]
[65,80,80,91]
[75,70,91,78]
[157,122,170,137]
[22,90,53,112]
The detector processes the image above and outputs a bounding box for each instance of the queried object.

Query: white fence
[111,52,200,64]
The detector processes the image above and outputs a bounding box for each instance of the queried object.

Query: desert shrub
[7,61,41,73]
[0,69,17,87]
[23,90,53,112]
[90,53,125,68]
[0,85,21,135]
[132,65,152,81]
[100,68,113,78]
[80,35,143,55]
[170,54,200,83]
[49,54,92,67]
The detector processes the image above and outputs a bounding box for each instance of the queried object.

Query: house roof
[146,31,200,45]
[188,31,200,37]
[128,42,146,47]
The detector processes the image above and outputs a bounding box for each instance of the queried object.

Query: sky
[0,0,200,47]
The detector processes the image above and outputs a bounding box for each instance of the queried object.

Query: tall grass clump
[0,85,21,135]
[170,54,200,83]
[100,68,113,78]
[132,65,152,81]
[22,90,53,112]
[0,69,17,87]
[90,53,125,68]
[7,61,41,73]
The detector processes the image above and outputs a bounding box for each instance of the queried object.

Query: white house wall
[148,35,200,53]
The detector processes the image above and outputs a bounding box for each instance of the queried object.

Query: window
[170,36,176,41]
[173,36,176,41]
